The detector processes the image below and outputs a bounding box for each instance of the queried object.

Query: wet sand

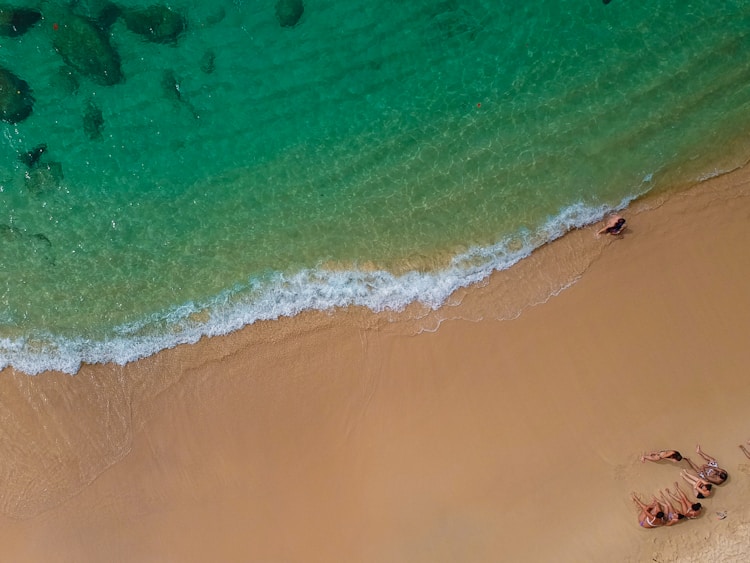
[1,166,749,562]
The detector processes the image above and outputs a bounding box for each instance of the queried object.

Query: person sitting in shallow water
[597,215,626,236]
[631,492,665,529]
[680,469,713,499]
[683,445,728,485]
[666,482,702,520]
[641,449,682,463]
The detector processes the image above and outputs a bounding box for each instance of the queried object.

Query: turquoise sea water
[2,0,750,374]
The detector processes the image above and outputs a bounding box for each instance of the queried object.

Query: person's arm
[657,494,675,523]
[668,487,689,514]
[632,493,659,513]
[631,493,648,511]
[654,499,676,525]
[674,482,695,509]
[658,497,672,514]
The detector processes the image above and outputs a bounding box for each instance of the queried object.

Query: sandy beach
[1,164,750,562]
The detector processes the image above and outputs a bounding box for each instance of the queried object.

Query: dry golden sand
[1,166,750,562]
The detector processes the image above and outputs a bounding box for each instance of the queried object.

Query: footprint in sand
[737,463,750,475]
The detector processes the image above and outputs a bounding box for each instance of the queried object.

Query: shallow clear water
[2,0,750,373]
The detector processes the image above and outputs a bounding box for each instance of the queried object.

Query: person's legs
[680,470,698,485]
[669,483,690,511]
[658,492,675,518]
[631,493,648,510]
[656,496,672,518]
[739,444,750,459]
[673,492,689,514]
[631,493,656,513]
[696,444,716,464]
[665,487,677,502]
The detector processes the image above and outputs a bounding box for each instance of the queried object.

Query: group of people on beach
[632,445,729,529]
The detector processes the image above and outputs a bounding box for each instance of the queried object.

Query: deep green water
[2,0,750,373]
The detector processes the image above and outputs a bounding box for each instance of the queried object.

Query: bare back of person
[641,449,682,463]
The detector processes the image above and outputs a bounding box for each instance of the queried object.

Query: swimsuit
[640,515,658,528]
[700,464,721,479]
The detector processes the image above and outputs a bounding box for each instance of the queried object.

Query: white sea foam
[0,197,636,375]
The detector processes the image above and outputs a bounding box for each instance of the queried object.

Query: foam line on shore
[0,194,637,375]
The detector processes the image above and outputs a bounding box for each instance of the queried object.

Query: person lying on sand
[631,493,665,529]
[640,449,682,463]
[656,491,686,526]
[666,482,702,520]
[597,215,626,236]
[680,469,713,499]
[739,442,750,459]
[683,445,728,485]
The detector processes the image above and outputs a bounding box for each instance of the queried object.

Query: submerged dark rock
[162,69,199,118]
[19,143,63,194]
[161,69,182,102]
[30,232,56,264]
[122,5,186,44]
[19,144,47,168]
[275,0,304,27]
[31,232,52,247]
[200,6,225,27]
[0,223,23,241]
[97,2,123,30]
[0,224,54,263]
[0,6,41,37]
[24,161,64,195]
[200,50,215,74]
[83,98,104,139]
[0,66,33,123]
[52,14,123,85]
[51,66,80,95]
